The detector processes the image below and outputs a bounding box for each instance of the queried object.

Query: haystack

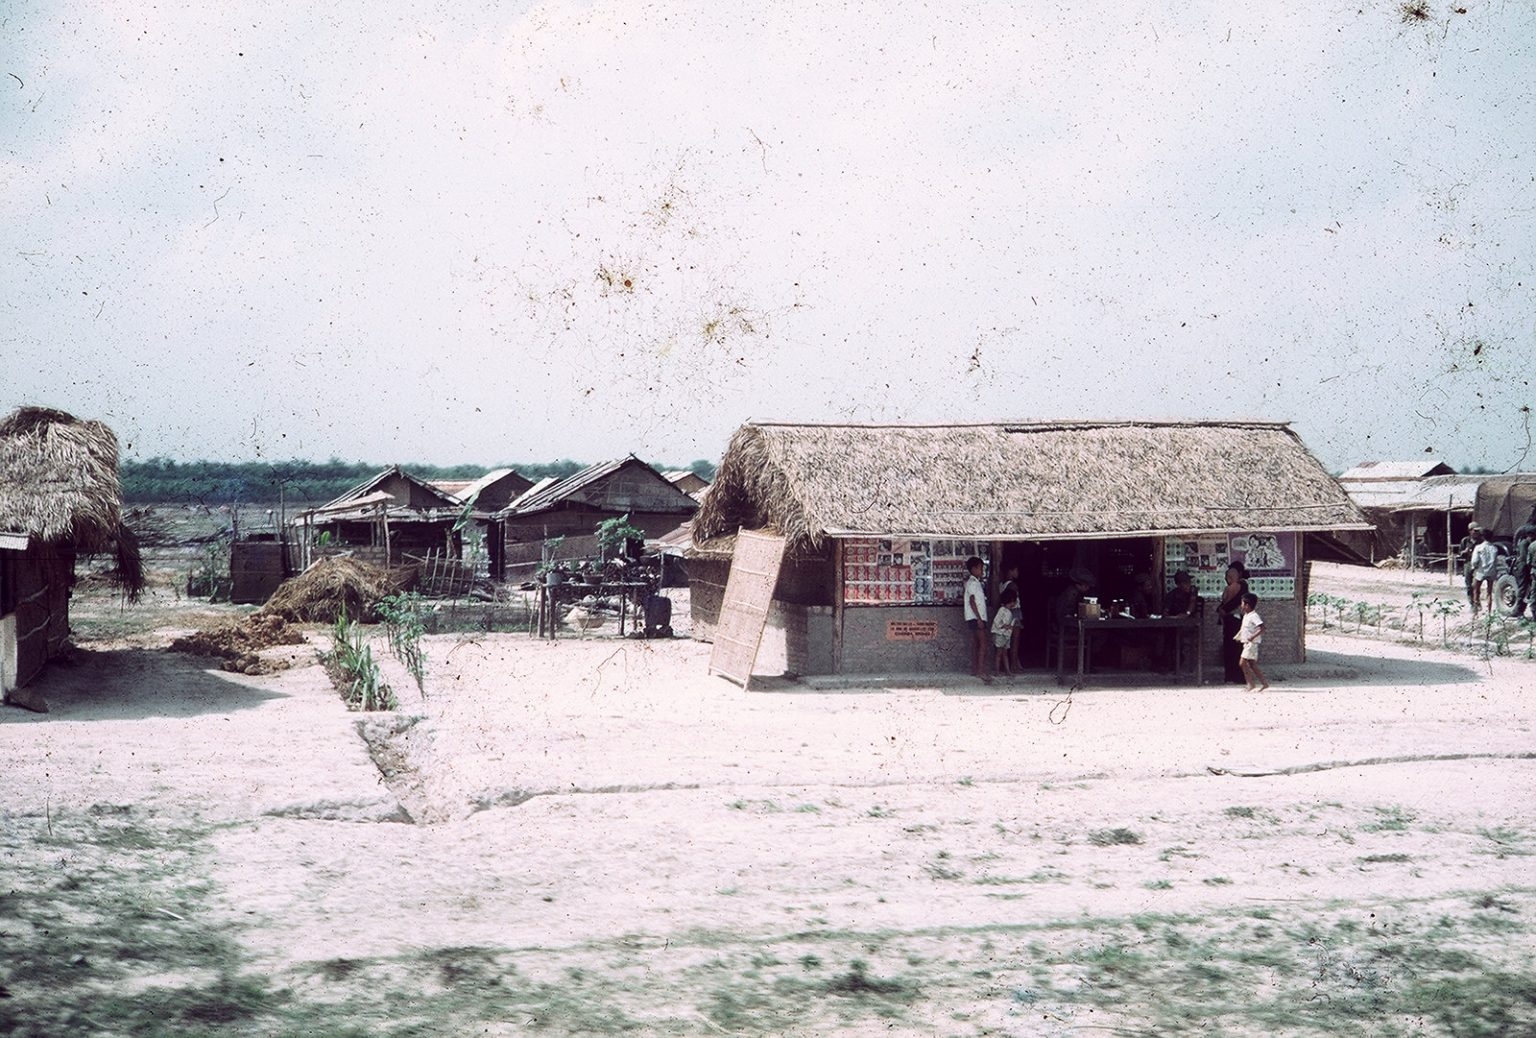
[259,556,412,623]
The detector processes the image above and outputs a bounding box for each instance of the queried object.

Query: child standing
[963,556,990,684]
[1235,592,1268,692]
[992,587,1020,677]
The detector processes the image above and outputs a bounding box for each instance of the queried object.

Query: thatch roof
[695,421,1370,554]
[0,406,144,596]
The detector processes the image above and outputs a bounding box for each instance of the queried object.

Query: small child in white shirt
[1235,592,1268,692]
[992,587,1020,677]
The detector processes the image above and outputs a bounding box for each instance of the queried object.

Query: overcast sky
[4,0,1533,472]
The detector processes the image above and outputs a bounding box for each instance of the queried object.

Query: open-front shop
[689,421,1369,681]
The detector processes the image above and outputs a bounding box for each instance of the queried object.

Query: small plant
[325,611,397,711]
[1432,598,1464,646]
[595,513,644,561]
[1408,591,1434,641]
[377,592,428,695]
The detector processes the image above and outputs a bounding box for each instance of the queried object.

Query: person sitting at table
[1056,568,1095,622]
[1126,571,1160,619]
[1164,570,1200,617]
[1051,568,1095,670]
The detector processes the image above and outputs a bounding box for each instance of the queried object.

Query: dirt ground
[2,564,1533,1036]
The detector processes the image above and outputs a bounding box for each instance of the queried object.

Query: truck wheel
[1492,574,1521,617]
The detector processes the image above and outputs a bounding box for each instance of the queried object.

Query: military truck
[1473,476,1536,617]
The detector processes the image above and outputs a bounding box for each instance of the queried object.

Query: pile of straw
[169,613,307,663]
[259,556,413,623]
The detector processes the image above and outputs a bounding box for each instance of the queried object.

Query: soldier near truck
[1514,506,1536,619]
[1471,478,1536,618]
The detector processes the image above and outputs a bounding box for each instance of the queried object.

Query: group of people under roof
[960,554,1266,689]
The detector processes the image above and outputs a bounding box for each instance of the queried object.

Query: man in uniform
[1513,507,1536,619]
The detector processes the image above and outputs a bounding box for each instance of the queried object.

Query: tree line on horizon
[120,457,717,505]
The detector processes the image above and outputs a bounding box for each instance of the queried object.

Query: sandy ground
[2,565,1534,1036]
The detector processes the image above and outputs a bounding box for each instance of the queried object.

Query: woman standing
[1218,563,1249,684]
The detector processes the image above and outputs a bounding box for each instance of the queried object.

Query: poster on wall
[843,538,987,606]
[1163,536,1230,598]
[1230,532,1297,599]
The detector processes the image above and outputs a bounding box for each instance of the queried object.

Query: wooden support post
[831,539,845,675]
[1446,499,1454,586]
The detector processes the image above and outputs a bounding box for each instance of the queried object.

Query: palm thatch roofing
[695,421,1370,554]
[0,406,144,596]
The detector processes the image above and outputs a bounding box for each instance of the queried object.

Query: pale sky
[4,0,1533,472]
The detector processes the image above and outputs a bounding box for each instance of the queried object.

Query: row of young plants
[1307,590,1536,657]
[322,593,430,711]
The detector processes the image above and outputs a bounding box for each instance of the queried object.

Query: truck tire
[1492,573,1521,617]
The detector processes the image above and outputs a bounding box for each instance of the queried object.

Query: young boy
[991,587,1020,677]
[1235,592,1268,692]
[963,556,990,684]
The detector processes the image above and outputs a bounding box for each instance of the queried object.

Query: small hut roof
[695,420,1370,553]
[1389,474,1483,514]
[1338,459,1456,482]
[0,406,144,594]
[495,456,698,519]
[316,465,461,512]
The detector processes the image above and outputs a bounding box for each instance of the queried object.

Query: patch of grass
[1224,805,1257,818]
[1087,827,1141,847]
[1158,844,1200,862]
[1361,806,1416,832]
[821,959,915,998]
[1144,879,1173,891]
[1202,876,1233,886]
[1478,826,1533,857]
[922,854,962,881]
[866,805,894,818]
[1358,853,1411,865]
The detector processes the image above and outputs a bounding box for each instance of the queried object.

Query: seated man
[1055,568,1095,622]
[1163,570,1200,616]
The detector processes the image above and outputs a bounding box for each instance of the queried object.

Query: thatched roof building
[0,406,143,590]
[2,406,142,705]
[696,421,1368,552]
[690,420,1367,682]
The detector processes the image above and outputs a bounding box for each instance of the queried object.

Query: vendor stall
[688,421,1370,681]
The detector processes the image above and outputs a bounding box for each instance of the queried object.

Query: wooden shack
[690,421,1369,680]
[290,466,465,569]
[493,456,699,579]
[0,407,143,709]
[1337,459,1457,564]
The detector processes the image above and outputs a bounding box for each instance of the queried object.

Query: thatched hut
[492,456,699,579]
[1,406,143,703]
[691,421,1369,679]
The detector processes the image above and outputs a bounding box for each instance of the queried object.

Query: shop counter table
[1057,615,1203,687]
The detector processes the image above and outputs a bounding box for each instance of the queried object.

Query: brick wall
[1202,591,1304,677]
[839,606,971,674]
